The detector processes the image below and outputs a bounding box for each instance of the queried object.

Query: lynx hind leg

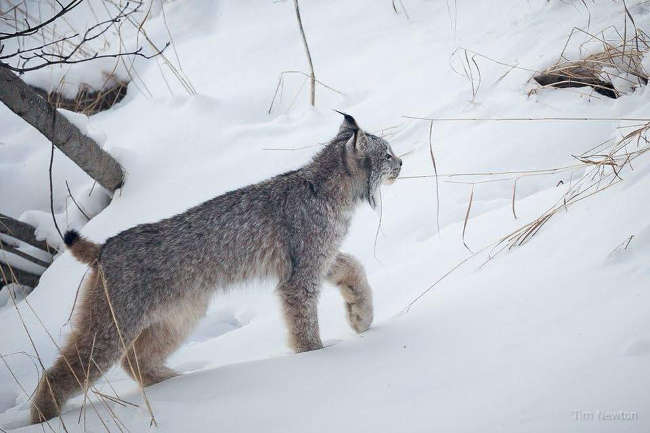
[31,331,120,424]
[31,273,127,423]
[326,253,373,333]
[122,299,208,386]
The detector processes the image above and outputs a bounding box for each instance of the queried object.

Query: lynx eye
[385,153,392,160]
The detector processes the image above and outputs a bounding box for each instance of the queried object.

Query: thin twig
[428,120,441,235]
[98,265,158,427]
[49,142,63,241]
[267,70,343,114]
[292,0,316,106]
[511,177,519,220]
[373,189,384,262]
[65,180,90,220]
[404,115,650,122]
[461,185,474,253]
[65,268,89,325]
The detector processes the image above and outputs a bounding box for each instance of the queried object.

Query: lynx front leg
[326,253,373,333]
[278,276,323,353]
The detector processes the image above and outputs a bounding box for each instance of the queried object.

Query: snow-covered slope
[1,1,649,432]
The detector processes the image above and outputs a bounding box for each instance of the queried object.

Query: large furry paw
[292,339,324,353]
[30,385,60,424]
[30,403,58,425]
[346,300,373,333]
[139,366,179,386]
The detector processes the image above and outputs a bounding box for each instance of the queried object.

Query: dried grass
[267,70,344,115]
[401,119,650,312]
[428,120,441,235]
[461,185,474,253]
[493,121,649,252]
[450,48,482,101]
[534,17,649,98]
[31,76,129,116]
[98,265,158,428]
[0,257,150,431]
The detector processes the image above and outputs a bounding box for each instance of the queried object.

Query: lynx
[31,113,402,423]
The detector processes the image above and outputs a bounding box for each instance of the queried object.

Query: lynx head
[336,111,402,209]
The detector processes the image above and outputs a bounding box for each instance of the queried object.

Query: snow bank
[1,1,649,432]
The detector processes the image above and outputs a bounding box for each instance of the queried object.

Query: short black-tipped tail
[63,230,80,247]
[64,230,101,265]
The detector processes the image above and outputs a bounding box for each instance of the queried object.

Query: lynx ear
[336,110,367,153]
[345,128,368,153]
[335,110,359,133]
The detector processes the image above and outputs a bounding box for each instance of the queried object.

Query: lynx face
[357,132,402,209]
[364,133,402,184]
[336,111,402,209]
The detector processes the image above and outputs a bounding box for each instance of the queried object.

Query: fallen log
[29,79,128,116]
[0,242,51,268]
[0,213,53,252]
[0,262,40,288]
[533,70,618,99]
[0,64,125,192]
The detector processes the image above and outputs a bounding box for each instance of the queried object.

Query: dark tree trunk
[0,262,40,288]
[0,65,125,192]
[1,243,51,268]
[0,213,54,252]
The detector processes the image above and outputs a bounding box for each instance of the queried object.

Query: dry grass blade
[5,279,71,432]
[397,163,582,180]
[403,120,649,312]
[0,353,57,433]
[428,120,441,235]
[373,189,384,262]
[65,268,89,325]
[498,121,649,250]
[93,390,139,408]
[461,185,474,253]
[292,0,316,106]
[267,70,343,114]
[402,246,488,314]
[511,177,518,220]
[19,295,111,432]
[78,333,97,426]
[98,265,158,427]
[404,115,650,122]
[451,48,482,100]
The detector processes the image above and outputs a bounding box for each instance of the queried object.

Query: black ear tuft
[64,230,80,247]
[334,109,359,131]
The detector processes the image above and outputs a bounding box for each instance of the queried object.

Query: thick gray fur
[30,114,402,423]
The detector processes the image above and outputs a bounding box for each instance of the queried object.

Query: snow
[0,284,31,309]
[1,0,649,432]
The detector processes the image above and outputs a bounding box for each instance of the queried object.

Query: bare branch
[292,0,316,106]
[0,0,84,41]
[0,1,169,74]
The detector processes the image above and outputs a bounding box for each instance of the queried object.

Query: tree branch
[0,213,53,252]
[0,0,84,41]
[0,241,51,268]
[0,65,125,192]
[0,262,41,288]
[0,1,169,73]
